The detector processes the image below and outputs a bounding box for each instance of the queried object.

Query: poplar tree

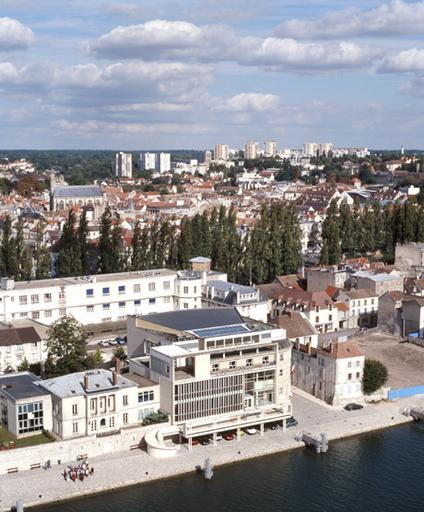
[34,221,50,280]
[98,207,114,273]
[78,209,89,274]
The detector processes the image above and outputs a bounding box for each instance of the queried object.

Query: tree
[17,357,30,371]
[363,358,388,394]
[45,316,93,377]
[34,221,50,279]
[57,210,82,277]
[113,347,127,361]
[78,209,89,274]
[131,220,144,270]
[98,207,114,273]
[0,215,17,277]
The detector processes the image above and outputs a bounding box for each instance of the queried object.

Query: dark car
[199,437,211,446]
[286,417,298,428]
[116,336,127,345]
[344,403,364,411]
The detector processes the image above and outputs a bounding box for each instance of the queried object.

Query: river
[38,424,424,512]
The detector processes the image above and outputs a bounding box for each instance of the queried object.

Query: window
[133,284,140,293]
[44,293,52,302]
[109,417,115,428]
[31,342,38,349]
[118,285,125,294]
[134,300,141,306]
[31,294,39,304]
[72,422,78,434]
[315,306,319,312]
[364,299,368,306]
[100,418,106,427]
[20,312,28,318]
[102,287,110,296]
[90,399,96,412]
[123,395,128,406]
[72,404,78,415]
[163,281,171,290]
[102,303,110,310]
[315,316,319,323]
[119,301,125,308]
[59,308,66,316]
[32,311,40,320]
[356,372,361,379]
[19,295,27,305]
[183,303,188,309]
[194,286,197,293]
[279,369,283,376]
[18,402,44,435]
[263,356,269,364]
[329,315,332,321]
[348,373,352,381]
[348,362,352,368]
[246,358,253,367]
[86,305,94,313]
[183,286,189,294]
[148,282,155,292]
[229,361,236,369]
[371,298,375,305]
[59,291,65,300]
[86,289,94,298]
[164,297,170,303]
[138,391,154,403]
[356,361,360,367]
[123,413,128,424]
[212,363,219,372]
[91,420,97,432]
[149,298,156,305]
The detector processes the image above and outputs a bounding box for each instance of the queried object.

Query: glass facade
[18,401,44,434]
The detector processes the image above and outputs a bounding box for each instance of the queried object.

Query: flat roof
[0,372,49,401]
[0,269,177,291]
[207,280,257,294]
[140,307,245,332]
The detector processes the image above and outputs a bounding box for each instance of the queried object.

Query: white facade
[265,140,277,156]
[214,144,230,161]
[113,152,132,179]
[159,152,171,173]
[40,369,159,439]
[0,270,203,326]
[204,150,212,165]
[303,142,333,157]
[0,327,47,373]
[244,141,259,160]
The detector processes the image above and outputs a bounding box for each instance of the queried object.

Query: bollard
[204,458,213,480]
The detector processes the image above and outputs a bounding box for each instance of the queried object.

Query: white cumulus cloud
[380,48,424,73]
[0,17,34,51]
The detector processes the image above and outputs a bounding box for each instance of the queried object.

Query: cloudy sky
[1,0,424,150]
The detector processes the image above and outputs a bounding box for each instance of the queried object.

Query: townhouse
[0,326,47,372]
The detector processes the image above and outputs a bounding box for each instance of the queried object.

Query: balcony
[212,360,276,376]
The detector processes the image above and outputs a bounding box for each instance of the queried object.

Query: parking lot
[355,332,424,388]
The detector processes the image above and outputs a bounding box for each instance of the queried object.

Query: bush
[142,411,168,426]
[363,358,388,394]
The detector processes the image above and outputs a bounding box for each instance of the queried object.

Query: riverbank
[1,391,423,512]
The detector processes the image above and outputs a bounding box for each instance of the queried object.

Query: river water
[39,424,424,512]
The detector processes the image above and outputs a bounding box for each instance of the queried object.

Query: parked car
[223,432,235,441]
[267,423,279,431]
[116,337,127,345]
[108,339,118,346]
[286,417,298,428]
[344,403,363,411]
[98,340,109,347]
[244,427,257,436]
[199,437,211,446]
[215,434,223,442]
[191,439,199,446]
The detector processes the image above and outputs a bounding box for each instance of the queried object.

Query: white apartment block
[214,144,230,161]
[128,308,293,448]
[40,367,158,439]
[303,143,333,157]
[204,150,212,165]
[0,270,203,327]
[264,140,277,157]
[158,152,171,173]
[113,152,132,179]
[141,152,157,171]
[244,141,259,160]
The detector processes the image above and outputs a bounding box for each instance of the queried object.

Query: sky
[1,0,424,150]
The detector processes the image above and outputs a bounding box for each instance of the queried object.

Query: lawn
[0,426,54,448]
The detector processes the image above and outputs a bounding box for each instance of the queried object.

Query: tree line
[320,200,424,265]
[0,216,50,281]
[55,202,303,285]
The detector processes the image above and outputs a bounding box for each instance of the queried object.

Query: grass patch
[0,426,54,448]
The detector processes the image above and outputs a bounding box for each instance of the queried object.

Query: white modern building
[303,143,334,157]
[0,372,53,438]
[214,144,230,161]
[264,140,277,157]
[204,150,212,165]
[141,152,157,171]
[158,153,171,173]
[0,269,204,327]
[113,152,132,179]
[128,308,293,448]
[244,141,259,160]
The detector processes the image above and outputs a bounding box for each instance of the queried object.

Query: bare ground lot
[355,332,424,388]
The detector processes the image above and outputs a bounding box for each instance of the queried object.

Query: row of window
[86,281,171,298]
[350,299,375,307]
[211,356,271,372]
[18,293,52,305]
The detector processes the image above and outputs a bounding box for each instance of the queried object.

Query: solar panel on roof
[192,324,250,338]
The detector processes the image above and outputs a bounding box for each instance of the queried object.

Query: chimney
[113,357,120,385]
[114,356,120,375]
[83,374,89,391]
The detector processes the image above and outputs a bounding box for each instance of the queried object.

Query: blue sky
[1,0,424,150]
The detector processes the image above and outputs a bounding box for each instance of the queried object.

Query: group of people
[62,461,94,482]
